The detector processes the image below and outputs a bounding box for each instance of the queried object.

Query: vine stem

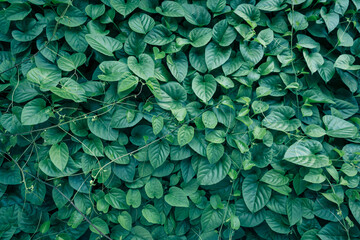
[24,171,114,240]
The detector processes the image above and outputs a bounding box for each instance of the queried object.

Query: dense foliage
[1,0,360,239]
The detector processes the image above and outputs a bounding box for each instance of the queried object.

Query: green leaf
[242,174,272,213]
[318,60,335,83]
[49,78,87,103]
[85,4,105,20]
[152,116,164,135]
[177,125,194,147]
[320,8,339,33]
[256,28,274,47]
[164,187,189,207]
[85,34,123,56]
[334,54,360,71]
[110,0,140,17]
[166,52,188,82]
[262,106,301,132]
[88,113,119,141]
[317,223,348,240]
[256,0,287,11]
[284,140,330,168]
[142,205,162,225]
[26,68,61,90]
[21,98,51,125]
[288,11,308,31]
[197,155,231,185]
[234,4,261,28]
[323,115,357,138]
[156,1,184,17]
[202,111,218,129]
[128,13,155,34]
[182,4,211,27]
[201,205,224,231]
[57,53,86,71]
[128,54,155,80]
[145,178,163,199]
[148,140,170,168]
[5,3,31,21]
[205,42,231,71]
[206,143,224,164]
[304,124,326,138]
[260,169,289,186]
[104,144,129,164]
[118,211,132,231]
[49,142,69,171]
[207,0,226,13]
[56,5,87,27]
[192,74,217,103]
[89,217,109,235]
[188,28,213,48]
[240,41,264,65]
[212,20,237,47]
[144,25,175,46]
[304,50,324,74]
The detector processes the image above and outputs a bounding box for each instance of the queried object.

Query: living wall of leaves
[1,0,360,239]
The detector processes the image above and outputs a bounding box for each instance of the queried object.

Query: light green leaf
[49,142,69,171]
[164,187,189,207]
[205,42,231,71]
[262,106,301,132]
[21,98,51,125]
[148,140,170,168]
[110,0,140,17]
[128,13,155,34]
[145,178,163,199]
[49,78,87,103]
[142,205,161,224]
[166,52,188,82]
[177,125,194,147]
[128,54,155,80]
[234,4,261,28]
[284,140,330,168]
[57,53,86,72]
[89,217,109,235]
[334,54,360,71]
[182,4,211,26]
[206,143,224,164]
[304,50,324,74]
[288,11,308,31]
[323,115,357,138]
[192,73,217,103]
[85,34,123,56]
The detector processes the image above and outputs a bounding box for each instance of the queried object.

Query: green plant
[1,0,360,239]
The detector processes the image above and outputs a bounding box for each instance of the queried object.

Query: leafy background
[0,0,360,239]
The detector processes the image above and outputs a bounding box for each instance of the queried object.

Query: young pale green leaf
[288,11,308,31]
[188,28,213,47]
[303,50,324,74]
[142,204,162,224]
